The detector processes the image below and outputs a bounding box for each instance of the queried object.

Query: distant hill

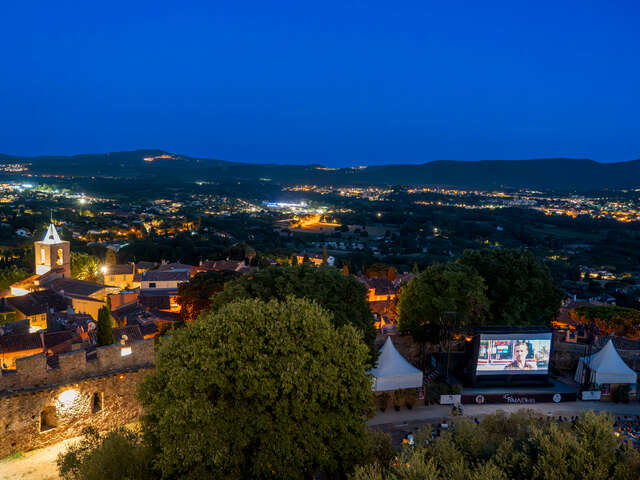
[2,150,640,190]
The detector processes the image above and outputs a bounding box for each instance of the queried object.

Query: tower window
[40,248,46,265]
[56,248,63,265]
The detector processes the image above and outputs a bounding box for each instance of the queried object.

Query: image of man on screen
[504,341,536,370]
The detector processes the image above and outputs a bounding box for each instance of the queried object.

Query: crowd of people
[615,415,640,448]
[395,413,640,450]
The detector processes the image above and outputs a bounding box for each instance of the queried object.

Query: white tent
[369,337,423,391]
[574,339,637,385]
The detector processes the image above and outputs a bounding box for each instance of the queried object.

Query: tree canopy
[138,297,373,479]
[458,248,563,326]
[176,270,241,322]
[570,305,640,339]
[210,265,377,359]
[0,265,29,291]
[352,410,640,480]
[397,263,488,343]
[70,252,101,282]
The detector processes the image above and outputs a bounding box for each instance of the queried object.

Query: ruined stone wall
[0,368,151,458]
[0,339,155,458]
[551,341,640,373]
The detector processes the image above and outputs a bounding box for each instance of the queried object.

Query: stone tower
[34,224,71,277]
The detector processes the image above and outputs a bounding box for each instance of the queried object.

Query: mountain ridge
[2,150,640,190]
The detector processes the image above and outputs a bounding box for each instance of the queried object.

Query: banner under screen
[476,333,552,375]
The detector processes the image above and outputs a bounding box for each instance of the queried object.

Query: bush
[613,384,631,403]
[375,392,390,411]
[57,427,154,480]
[359,429,395,471]
[392,390,403,410]
[403,389,416,409]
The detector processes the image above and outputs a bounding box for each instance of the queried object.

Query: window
[40,406,57,432]
[92,392,103,413]
[149,282,156,288]
[56,248,63,265]
[40,248,46,265]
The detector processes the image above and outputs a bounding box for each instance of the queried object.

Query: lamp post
[439,310,457,381]
[582,319,599,390]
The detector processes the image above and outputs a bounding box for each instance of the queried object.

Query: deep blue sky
[1,1,639,166]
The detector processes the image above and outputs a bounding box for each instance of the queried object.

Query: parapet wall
[0,339,155,458]
[0,338,154,393]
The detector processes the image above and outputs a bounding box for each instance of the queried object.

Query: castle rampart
[0,339,154,458]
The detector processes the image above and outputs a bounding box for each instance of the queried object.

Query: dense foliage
[210,265,377,359]
[570,305,640,339]
[352,410,640,480]
[96,306,114,346]
[138,297,373,479]
[397,263,488,343]
[458,248,563,325]
[57,427,153,480]
[0,265,29,292]
[70,252,101,282]
[176,270,241,322]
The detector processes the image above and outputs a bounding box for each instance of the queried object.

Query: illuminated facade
[33,224,70,277]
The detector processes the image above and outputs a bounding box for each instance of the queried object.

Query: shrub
[57,426,154,480]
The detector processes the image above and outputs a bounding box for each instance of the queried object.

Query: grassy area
[0,451,24,462]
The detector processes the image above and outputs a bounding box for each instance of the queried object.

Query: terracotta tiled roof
[112,325,143,343]
[103,264,134,275]
[6,289,68,316]
[0,333,43,353]
[141,270,190,282]
[46,278,110,297]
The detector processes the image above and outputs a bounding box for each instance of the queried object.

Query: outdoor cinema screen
[476,333,552,375]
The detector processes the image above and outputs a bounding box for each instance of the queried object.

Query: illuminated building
[34,223,70,277]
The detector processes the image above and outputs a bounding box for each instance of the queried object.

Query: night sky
[1,1,638,166]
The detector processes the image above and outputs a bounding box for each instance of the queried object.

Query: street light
[439,311,457,381]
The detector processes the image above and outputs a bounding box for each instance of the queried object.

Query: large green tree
[138,297,373,479]
[210,265,377,359]
[397,263,488,343]
[458,248,563,326]
[176,270,241,322]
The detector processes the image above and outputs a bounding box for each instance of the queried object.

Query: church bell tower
[34,224,71,277]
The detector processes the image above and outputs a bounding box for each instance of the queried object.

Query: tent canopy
[368,337,423,391]
[574,339,637,385]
